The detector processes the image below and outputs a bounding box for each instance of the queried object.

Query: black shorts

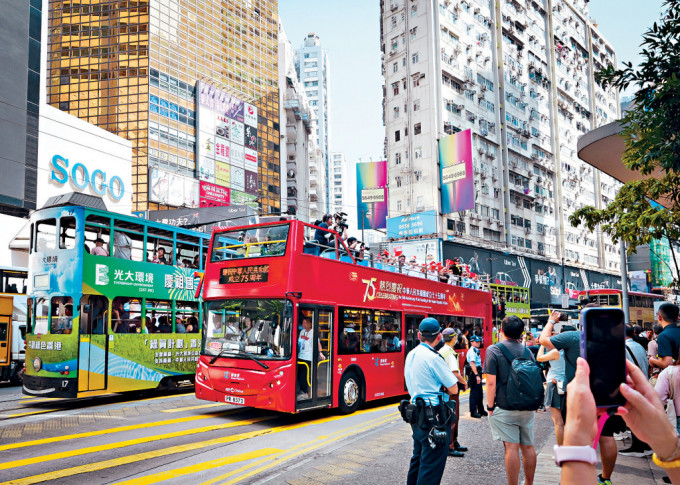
[600,415,626,437]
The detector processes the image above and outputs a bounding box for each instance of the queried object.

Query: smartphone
[579,308,626,408]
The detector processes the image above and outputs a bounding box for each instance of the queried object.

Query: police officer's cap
[419,317,441,337]
[470,335,482,343]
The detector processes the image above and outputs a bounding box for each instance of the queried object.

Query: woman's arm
[537,345,560,362]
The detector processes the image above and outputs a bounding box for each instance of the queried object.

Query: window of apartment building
[396,176,402,187]
[470,225,480,237]
[415,171,422,182]
[481,184,489,195]
[412,52,419,64]
[483,229,501,241]
[403,57,407,67]
[394,106,400,119]
[414,147,423,159]
[456,221,465,233]
[391,37,399,51]
[416,196,424,209]
[395,130,400,142]
[397,200,402,211]
[411,5,417,16]
[393,62,398,73]
[410,28,418,40]
[392,83,399,95]
[413,99,420,111]
[391,16,397,28]
[414,123,422,135]
[494,188,500,199]
[395,152,402,165]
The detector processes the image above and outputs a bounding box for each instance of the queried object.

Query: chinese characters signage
[220,265,269,284]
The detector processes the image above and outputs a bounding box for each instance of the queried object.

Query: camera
[360,242,370,251]
[333,212,349,231]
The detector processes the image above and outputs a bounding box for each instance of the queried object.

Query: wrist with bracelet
[653,434,680,469]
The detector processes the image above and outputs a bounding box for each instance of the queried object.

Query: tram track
[0,397,405,485]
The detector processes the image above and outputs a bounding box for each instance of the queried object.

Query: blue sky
[278,0,663,163]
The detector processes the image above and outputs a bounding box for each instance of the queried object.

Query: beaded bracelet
[652,435,680,469]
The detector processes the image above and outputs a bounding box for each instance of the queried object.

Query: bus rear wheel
[339,371,362,414]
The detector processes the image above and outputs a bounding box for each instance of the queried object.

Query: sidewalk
[534,432,669,485]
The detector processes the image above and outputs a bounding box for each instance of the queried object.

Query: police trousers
[407,421,451,485]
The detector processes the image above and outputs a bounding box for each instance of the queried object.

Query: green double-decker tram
[24,199,211,398]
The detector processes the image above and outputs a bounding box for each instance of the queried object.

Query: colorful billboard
[356,161,388,230]
[439,129,474,213]
[196,80,258,199]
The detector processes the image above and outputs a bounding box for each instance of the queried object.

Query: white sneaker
[613,432,626,441]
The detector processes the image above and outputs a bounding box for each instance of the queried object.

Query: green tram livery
[24,201,210,398]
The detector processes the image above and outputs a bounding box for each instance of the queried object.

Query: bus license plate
[225,395,245,405]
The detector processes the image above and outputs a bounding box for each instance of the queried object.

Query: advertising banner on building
[196,81,257,197]
[439,129,474,214]
[387,210,437,238]
[149,168,199,208]
[356,161,388,230]
[199,181,230,207]
[388,239,442,264]
[148,205,253,231]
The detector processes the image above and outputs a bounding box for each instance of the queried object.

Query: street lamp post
[362,209,371,242]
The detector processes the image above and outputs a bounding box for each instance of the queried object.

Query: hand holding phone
[579,308,626,408]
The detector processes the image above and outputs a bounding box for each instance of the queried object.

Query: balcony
[286,124,297,142]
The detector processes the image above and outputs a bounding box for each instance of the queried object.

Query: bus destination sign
[220,265,269,284]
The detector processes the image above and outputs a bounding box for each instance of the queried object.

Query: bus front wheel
[339,371,362,414]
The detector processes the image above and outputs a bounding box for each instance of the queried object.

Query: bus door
[78,295,108,391]
[0,297,12,369]
[296,306,333,409]
[404,314,426,357]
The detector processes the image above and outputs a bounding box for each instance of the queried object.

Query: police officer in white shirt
[402,318,458,484]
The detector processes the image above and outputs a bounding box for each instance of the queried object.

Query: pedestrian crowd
[402,301,680,485]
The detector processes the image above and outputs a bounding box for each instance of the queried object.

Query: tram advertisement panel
[82,253,199,300]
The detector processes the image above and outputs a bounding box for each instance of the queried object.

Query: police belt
[399,396,456,429]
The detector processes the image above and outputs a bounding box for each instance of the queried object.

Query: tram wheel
[339,371,362,414]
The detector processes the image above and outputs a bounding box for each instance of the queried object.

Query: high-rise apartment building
[295,33,331,212]
[330,152,346,215]
[0,0,43,217]
[278,23,324,223]
[46,0,280,213]
[380,0,621,275]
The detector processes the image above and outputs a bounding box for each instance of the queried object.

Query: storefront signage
[50,154,124,201]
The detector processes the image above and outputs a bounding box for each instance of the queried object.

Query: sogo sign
[50,154,125,201]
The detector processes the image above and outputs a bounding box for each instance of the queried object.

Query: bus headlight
[33,357,42,372]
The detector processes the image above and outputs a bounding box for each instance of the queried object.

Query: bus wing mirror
[82,305,90,314]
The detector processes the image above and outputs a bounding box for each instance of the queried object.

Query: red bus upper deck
[195,219,493,413]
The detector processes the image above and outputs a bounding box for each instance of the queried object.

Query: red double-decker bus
[195,220,493,413]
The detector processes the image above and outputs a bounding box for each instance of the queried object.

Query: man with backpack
[484,315,544,485]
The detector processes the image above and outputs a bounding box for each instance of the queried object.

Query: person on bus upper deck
[157,247,169,264]
[113,230,132,259]
[91,237,108,256]
[314,214,333,248]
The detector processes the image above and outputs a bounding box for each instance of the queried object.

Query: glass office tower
[47,0,280,213]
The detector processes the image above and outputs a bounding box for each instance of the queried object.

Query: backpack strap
[497,341,529,363]
[625,344,641,369]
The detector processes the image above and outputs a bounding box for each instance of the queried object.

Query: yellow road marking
[205,413,400,485]
[161,403,230,413]
[0,416,272,471]
[112,449,281,485]
[0,409,244,452]
[3,403,398,485]
[4,409,58,418]
[20,397,59,403]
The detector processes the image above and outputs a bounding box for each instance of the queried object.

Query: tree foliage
[570,0,680,281]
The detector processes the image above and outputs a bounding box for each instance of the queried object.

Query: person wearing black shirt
[314,214,333,247]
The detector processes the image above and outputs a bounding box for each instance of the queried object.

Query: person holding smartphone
[559,358,680,485]
[539,307,622,485]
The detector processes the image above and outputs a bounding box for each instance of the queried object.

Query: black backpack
[496,342,545,411]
